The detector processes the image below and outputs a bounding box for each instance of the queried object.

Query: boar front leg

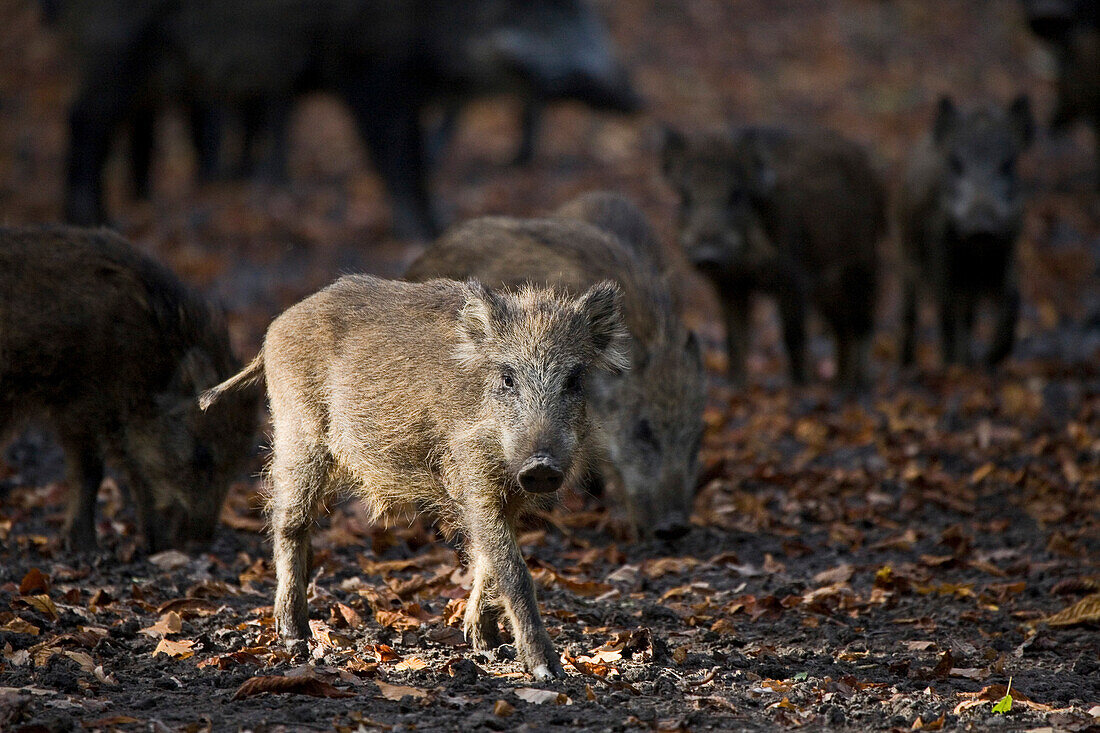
[463,556,504,652]
[900,276,919,367]
[59,432,103,550]
[270,442,328,648]
[986,285,1020,367]
[778,292,808,385]
[720,288,751,387]
[462,498,562,680]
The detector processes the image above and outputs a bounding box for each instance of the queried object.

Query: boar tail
[198,349,265,411]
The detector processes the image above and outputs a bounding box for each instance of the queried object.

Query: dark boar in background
[56,0,639,239]
[1022,0,1099,176]
[200,276,629,679]
[662,127,883,388]
[0,227,259,550]
[407,192,705,538]
[896,96,1034,367]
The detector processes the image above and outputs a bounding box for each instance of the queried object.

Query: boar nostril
[518,457,564,494]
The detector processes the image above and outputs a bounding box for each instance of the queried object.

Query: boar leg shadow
[462,497,563,680]
[270,444,329,650]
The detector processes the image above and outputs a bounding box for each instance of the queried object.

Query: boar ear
[576,280,630,375]
[458,280,508,348]
[660,125,687,180]
[1008,94,1035,147]
[933,96,959,144]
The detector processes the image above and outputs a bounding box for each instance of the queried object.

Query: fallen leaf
[140,612,183,638]
[19,568,50,595]
[233,675,356,699]
[147,550,191,571]
[493,699,514,717]
[152,639,195,659]
[1044,593,1100,627]
[514,687,569,705]
[375,680,428,701]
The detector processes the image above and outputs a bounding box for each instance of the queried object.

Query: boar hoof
[528,659,564,681]
[284,637,309,658]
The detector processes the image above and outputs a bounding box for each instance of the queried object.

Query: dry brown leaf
[140,612,183,638]
[233,675,356,699]
[1,618,40,636]
[18,568,49,595]
[1044,593,1100,627]
[375,680,429,701]
[16,594,58,621]
[812,564,853,585]
[514,687,569,705]
[493,699,515,717]
[394,656,428,672]
[152,638,195,659]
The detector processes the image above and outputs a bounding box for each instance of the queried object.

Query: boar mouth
[517,455,565,494]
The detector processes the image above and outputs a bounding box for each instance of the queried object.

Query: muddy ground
[0,0,1098,730]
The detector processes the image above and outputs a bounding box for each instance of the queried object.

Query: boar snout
[517,454,565,494]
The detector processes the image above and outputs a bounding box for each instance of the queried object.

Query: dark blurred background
[0,0,1097,377]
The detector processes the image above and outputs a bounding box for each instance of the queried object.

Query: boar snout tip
[517,455,565,494]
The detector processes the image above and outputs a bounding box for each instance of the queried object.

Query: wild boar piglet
[407,192,705,539]
[0,226,258,551]
[201,274,628,680]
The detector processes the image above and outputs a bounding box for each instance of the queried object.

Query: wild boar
[0,226,259,550]
[406,192,705,539]
[896,96,1034,367]
[662,126,883,388]
[1022,0,1100,185]
[200,275,629,679]
[56,0,639,240]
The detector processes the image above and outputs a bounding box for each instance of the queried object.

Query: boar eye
[564,365,585,395]
[999,157,1015,178]
[500,368,517,392]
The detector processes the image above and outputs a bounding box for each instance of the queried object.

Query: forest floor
[0,0,1098,730]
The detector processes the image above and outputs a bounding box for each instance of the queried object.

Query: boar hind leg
[778,293,808,385]
[59,434,103,550]
[463,558,504,652]
[464,500,562,680]
[836,331,871,392]
[986,287,1020,367]
[270,445,328,646]
[721,290,751,387]
[901,278,919,367]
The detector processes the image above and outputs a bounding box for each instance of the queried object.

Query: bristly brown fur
[205,274,627,680]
